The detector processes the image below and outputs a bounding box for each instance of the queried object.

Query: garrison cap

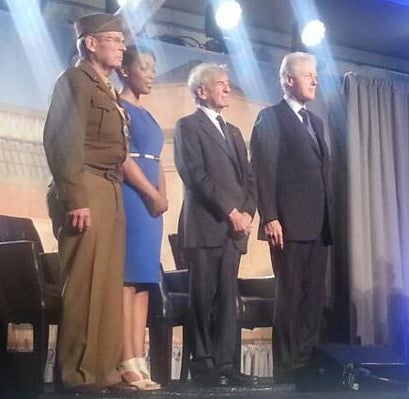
[74,13,123,39]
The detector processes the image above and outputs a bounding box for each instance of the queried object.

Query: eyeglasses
[94,35,126,46]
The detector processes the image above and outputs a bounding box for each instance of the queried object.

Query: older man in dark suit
[174,63,257,386]
[250,52,332,381]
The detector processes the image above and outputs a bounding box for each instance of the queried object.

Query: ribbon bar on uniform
[129,152,160,161]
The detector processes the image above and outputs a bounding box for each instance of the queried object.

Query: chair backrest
[0,216,63,305]
[0,241,45,323]
[163,269,189,293]
[148,265,189,322]
[168,234,189,270]
[0,215,43,253]
[238,276,276,298]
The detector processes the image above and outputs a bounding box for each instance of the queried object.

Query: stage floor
[2,379,408,399]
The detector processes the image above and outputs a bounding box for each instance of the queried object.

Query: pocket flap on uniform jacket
[91,94,115,111]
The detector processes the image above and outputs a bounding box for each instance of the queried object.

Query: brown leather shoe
[107,381,139,392]
[64,383,108,395]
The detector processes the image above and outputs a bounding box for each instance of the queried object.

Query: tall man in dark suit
[250,52,332,380]
[174,63,257,386]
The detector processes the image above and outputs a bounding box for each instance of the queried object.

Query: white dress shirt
[198,104,226,138]
[284,94,307,122]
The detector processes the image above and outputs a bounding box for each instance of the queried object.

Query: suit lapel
[309,114,329,161]
[228,123,245,180]
[196,109,236,161]
[78,60,117,101]
[195,109,244,180]
[97,82,117,101]
[278,100,322,159]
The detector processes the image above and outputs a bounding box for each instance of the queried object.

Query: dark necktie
[216,115,238,161]
[298,108,320,150]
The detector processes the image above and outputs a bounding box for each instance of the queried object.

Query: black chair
[235,276,276,369]
[168,233,189,270]
[0,215,62,291]
[166,233,276,376]
[0,215,62,392]
[148,266,190,385]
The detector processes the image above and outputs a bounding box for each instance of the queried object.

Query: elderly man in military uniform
[43,14,135,394]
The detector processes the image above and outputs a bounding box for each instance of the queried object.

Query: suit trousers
[55,172,125,388]
[186,239,241,370]
[271,239,328,373]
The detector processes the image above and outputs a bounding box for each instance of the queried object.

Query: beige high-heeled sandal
[119,358,154,390]
[133,357,161,390]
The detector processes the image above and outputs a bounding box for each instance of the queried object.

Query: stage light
[205,1,242,39]
[301,19,326,47]
[204,0,242,53]
[215,0,242,31]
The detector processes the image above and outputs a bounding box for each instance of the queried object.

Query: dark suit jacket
[250,100,332,244]
[174,108,257,253]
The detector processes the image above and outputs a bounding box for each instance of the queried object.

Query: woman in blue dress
[118,45,168,390]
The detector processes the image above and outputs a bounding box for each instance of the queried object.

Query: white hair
[279,52,317,94]
[188,63,228,104]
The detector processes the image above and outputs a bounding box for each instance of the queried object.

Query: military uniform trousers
[55,172,125,388]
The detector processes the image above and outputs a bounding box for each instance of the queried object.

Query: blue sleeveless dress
[122,100,164,284]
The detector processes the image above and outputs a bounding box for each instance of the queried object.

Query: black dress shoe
[107,381,139,392]
[273,368,295,384]
[218,366,258,386]
[292,358,310,370]
[64,383,108,395]
[192,371,229,387]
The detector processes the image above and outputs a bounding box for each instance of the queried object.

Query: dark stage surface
[3,379,409,399]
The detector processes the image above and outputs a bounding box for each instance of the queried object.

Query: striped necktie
[299,108,320,150]
[216,115,238,160]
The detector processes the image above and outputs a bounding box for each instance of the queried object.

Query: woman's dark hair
[122,44,156,68]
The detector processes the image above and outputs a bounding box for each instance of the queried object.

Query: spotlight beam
[116,0,166,37]
[5,0,63,104]
[210,0,269,103]
[289,0,340,106]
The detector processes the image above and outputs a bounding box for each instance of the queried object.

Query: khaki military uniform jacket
[43,59,128,211]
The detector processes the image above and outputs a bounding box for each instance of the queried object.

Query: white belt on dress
[129,152,160,162]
